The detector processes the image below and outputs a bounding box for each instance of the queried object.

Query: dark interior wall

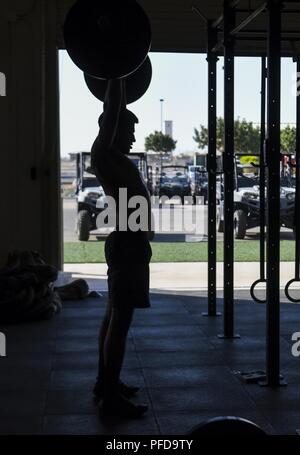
[0,0,62,269]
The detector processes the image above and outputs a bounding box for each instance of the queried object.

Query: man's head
[99,109,139,155]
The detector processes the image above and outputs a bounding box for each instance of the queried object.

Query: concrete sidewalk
[64,262,300,293]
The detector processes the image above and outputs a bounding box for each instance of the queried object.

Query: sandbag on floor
[0,251,90,324]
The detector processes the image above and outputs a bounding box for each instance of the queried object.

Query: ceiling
[57,0,300,57]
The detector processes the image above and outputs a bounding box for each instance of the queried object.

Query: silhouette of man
[91,80,153,418]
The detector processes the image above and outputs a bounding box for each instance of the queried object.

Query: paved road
[63,198,294,243]
[63,198,78,242]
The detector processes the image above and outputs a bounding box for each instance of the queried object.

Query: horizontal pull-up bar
[238,29,300,34]
[237,36,300,42]
[235,8,300,14]
[212,36,300,52]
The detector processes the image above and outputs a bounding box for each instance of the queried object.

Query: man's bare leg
[94,300,112,391]
[100,306,148,417]
[103,306,134,396]
[94,300,139,400]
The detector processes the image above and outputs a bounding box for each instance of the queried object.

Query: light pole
[160,98,164,132]
[159,99,164,173]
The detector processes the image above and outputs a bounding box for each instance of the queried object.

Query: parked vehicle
[75,152,154,241]
[74,152,106,241]
[188,165,201,181]
[128,153,153,195]
[191,170,208,204]
[158,165,192,203]
[217,156,295,239]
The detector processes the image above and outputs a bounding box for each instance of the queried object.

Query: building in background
[165,120,173,138]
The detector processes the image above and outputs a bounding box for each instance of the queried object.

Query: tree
[281,125,296,154]
[234,118,260,154]
[193,117,224,152]
[193,117,260,154]
[145,131,177,154]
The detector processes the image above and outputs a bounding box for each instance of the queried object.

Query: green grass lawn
[64,240,296,263]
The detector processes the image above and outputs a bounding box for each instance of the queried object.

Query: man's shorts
[105,231,152,309]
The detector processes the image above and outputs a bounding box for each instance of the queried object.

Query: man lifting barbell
[91,80,153,419]
[64,0,153,419]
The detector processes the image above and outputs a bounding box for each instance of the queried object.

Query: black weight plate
[64,0,152,80]
[189,417,266,436]
[84,56,152,104]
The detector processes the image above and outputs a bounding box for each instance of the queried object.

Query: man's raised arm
[91,80,125,165]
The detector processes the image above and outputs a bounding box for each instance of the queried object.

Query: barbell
[84,56,152,104]
[64,0,152,80]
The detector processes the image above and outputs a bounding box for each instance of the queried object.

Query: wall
[0,0,62,268]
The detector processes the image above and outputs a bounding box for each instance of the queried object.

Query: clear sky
[59,51,297,157]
